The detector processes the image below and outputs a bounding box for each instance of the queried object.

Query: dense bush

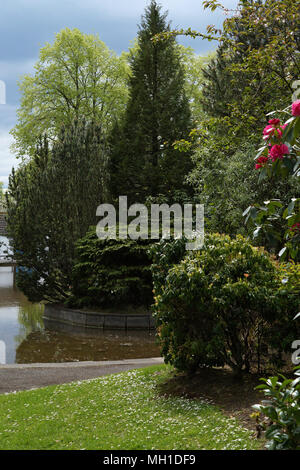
[149,237,187,296]
[69,228,154,309]
[151,233,300,374]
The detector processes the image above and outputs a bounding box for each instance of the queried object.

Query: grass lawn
[0,365,262,450]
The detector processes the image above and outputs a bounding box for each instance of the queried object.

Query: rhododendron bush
[244,99,300,260]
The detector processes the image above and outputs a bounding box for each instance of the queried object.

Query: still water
[0,238,159,364]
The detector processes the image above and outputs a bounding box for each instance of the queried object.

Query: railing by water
[0,254,16,284]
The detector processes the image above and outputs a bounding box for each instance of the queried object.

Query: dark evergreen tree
[201,0,300,136]
[109,1,193,204]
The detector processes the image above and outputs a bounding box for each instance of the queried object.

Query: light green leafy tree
[179,46,215,123]
[11,28,130,157]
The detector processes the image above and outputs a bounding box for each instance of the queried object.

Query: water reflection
[0,267,45,363]
[0,246,159,364]
[16,321,159,363]
[15,303,45,349]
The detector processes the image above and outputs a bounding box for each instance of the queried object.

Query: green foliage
[188,139,298,240]
[11,28,129,157]
[151,233,300,374]
[69,228,154,309]
[253,367,300,450]
[178,46,215,124]
[245,106,300,260]
[167,0,299,153]
[109,1,193,204]
[154,0,300,244]
[202,0,299,139]
[149,237,187,297]
[278,262,300,294]
[6,120,106,302]
[127,42,213,126]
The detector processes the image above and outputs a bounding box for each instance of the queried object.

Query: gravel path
[0,357,164,394]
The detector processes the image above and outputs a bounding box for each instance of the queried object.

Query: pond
[0,238,160,365]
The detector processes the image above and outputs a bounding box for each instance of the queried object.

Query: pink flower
[263,119,283,140]
[292,100,300,117]
[268,118,281,126]
[289,223,300,233]
[263,124,274,138]
[269,144,289,161]
[255,156,268,169]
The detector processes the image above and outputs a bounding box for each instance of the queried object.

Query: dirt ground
[157,367,266,434]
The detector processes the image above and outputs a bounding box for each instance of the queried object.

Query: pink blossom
[290,223,300,233]
[255,156,268,169]
[263,125,283,140]
[263,119,284,140]
[269,144,289,161]
[268,118,281,126]
[263,124,273,137]
[292,100,300,117]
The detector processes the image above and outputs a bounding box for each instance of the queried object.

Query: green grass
[0,365,261,450]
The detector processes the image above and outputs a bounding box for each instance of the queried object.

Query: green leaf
[255,146,268,159]
[243,206,251,217]
[258,166,268,183]
[278,247,287,259]
[293,116,300,140]
[252,404,262,411]
[282,158,295,174]
[283,121,297,145]
[293,157,300,175]
[253,226,261,238]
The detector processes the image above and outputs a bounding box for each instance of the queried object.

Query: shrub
[69,228,154,309]
[149,237,187,297]
[252,366,300,450]
[152,233,299,374]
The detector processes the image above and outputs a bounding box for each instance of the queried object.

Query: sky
[0,0,238,187]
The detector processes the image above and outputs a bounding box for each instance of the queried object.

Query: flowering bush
[244,98,300,260]
[262,121,287,142]
[254,103,299,176]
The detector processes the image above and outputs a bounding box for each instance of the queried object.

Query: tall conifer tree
[6,121,106,302]
[110,1,192,203]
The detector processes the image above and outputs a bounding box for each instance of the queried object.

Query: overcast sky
[0,0,237,187]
